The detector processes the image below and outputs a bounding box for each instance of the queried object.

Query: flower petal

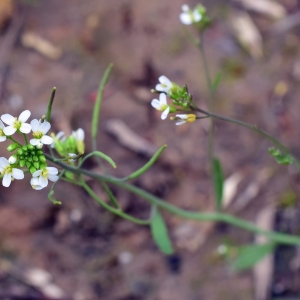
[161,106,170,120]
[18,110,31,122]
[20,123,31,134]
[12,168,24,180]
[40,121,51,134]
[0,136,6,142]
[193,10,202,22]
[159,93,167,105]
[0,157,8,170]
[180,13,192,25]
[4,126,16,136]
[46,167,58,175]
[151,99,161,110]
[41,135,53,145]
[176,120,186,126]
[39,176,48,187]
[1,114,15,125]
[30,139,39,146]
[176,114,188,119]
[159,75,168,84]
[48,175,59,182]
[76,128,84,141]
[2,173,11,187]
[30,119,40,132]
[32,170,42,177]
[182,4,190,11]
[0,120,4,129]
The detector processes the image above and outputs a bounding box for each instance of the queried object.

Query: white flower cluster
[151,76,196,125]
[0,110,58,189]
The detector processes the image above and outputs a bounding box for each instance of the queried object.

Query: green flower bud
[39,155,46,163]
[76,141,85,154]
[40,162,47,169]
[22,145,28,152]
[17,149,23,155]
[7,143,19,152]
[30,166,37,174]
[33,156,39,162]
[19,160,26,168]
[26,161,32,168]
[20,155,24,160]
[27,144,34,150]
[33,162,40,169]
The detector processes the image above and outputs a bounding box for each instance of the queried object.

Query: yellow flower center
[2,166,12,175]
[159,104,168,111]
[13,118,22,129]
[41,168,48,179]
[33,131,43,139]
[0,129,4,136]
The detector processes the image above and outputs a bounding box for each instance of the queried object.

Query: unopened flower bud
[7,143,19,152]
[8,155,17,164]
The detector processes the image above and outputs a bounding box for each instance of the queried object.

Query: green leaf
[212,157,224,210]
[212,72,222,91]
[91,63,113,139]
[150,207,174,255]
[125,145,167,180]
[269,147,293,165]
[232,243,275,271]
[46,87,56,122]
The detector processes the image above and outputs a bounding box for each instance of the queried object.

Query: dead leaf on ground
[230,10,263,59]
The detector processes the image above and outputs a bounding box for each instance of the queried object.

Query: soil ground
[1,1,300,299]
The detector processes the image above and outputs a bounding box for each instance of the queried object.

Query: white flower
[155,76,173,94]
[72,128,84,141]
[30,119,53,148]
[0,157,24,187]
[31,167,59,189]
[30,177,45,190]
[1,110,31,135]
[179,4,202,25]
[0,120,6,142]
[174,114,196,125]
[151,93,170,120]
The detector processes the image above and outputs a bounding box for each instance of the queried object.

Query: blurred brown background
[0,0,300,299]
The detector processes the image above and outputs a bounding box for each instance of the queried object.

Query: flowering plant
[2,3,300,272]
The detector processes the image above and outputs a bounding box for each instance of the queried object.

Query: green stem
[8,137,22,146]
[193,107,300,171]
[23,134,28,145]
[44,154,300,246]
[80,178,151,225]
[198,34,217,209]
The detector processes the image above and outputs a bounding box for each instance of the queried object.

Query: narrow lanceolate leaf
[213,157,224,210]
[212,72,222,92]
[150,207,174,255]
[232,243,275,271]
[91,63,113,139]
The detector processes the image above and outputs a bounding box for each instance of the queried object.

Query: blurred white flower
[32,167,59,189]
[1,110,31,135]
[0,120,6,142]
[30,119,53,148]
[155,76,173,94]
[179,4,202,25]
[151,93,170,120]
[174,114,196,125]
[0,157,24,187]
